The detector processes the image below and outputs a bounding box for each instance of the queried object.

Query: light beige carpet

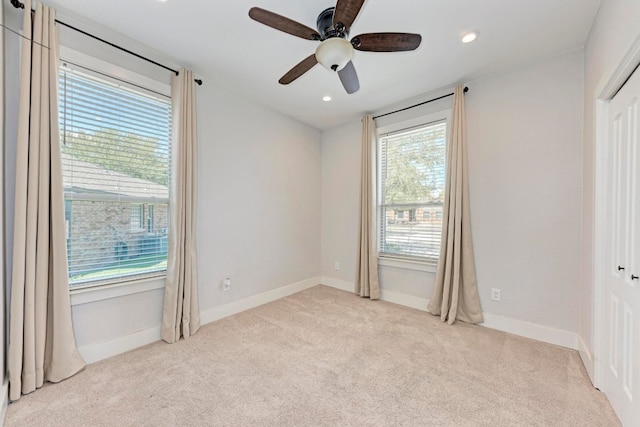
[6,285,619,426]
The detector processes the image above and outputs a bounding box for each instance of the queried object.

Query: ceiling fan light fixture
[315,38,353,72]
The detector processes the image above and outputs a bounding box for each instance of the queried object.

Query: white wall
[467,51,583,332]
[321,50,585,334]
[581,0,640,366]
[320,120,360,286]
[2,7,321,360]
[195,80,321,309]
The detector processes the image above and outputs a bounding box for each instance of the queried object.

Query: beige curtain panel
[355,115,380,299]
[428,85,483,324]
[162,68,201,343]
[8,0,86,401]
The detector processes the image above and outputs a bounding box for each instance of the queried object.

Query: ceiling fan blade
[249,7,321,41]
[279,55,318,85]
[338,61,360,94]
[351,33,422,52]
[333,0,366,31]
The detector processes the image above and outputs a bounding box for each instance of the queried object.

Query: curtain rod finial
[463,86,469,93]
[176,71,203,86]
[11,0,25,9]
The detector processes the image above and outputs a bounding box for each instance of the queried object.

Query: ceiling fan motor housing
[316,7,347,40]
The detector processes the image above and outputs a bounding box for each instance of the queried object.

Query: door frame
[593,32,640,390]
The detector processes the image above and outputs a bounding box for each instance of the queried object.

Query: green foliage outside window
[62,128,169,186]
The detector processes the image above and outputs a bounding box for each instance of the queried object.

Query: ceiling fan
[248,0,422,94]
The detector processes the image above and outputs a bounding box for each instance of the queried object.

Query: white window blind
[59,66,172,286]
[379,120,447,261]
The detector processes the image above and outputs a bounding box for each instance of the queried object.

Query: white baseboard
[321,276,429,311]
[321,276,579,351]
[320,276,353,293]
[578,334,594,383]
[480,313,579,350]
[78,326,162,364]
[380,289,429,311]
[1,377,8,427]
[200,276,321,325]
[76,276,584,368]
[78,276,322,364]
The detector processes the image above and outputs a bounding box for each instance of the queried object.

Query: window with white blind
[378,118,447,262]
[130,203,144,231]
[59,65,172,287]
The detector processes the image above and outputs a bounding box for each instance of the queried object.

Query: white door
[605,67,640,426]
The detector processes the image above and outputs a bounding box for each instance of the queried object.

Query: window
[378,119,447,261]
[59,66,172,287]
[130,203,144,231]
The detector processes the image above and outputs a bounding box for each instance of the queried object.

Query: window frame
[59,48,172,291]
[376,110,451,269]
[146,204,155,233]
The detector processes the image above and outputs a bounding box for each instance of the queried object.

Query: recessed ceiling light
[323,95,332,102]
[462,32,478,43]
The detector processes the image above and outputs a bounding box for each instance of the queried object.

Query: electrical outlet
[491,288,501,302]
[223,278,231,292]
[334,261,340,271]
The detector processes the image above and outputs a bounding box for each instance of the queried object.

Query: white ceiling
[41,0,600,130]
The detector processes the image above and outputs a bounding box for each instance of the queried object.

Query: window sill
[378,256,438,273]
[70,275,166,306]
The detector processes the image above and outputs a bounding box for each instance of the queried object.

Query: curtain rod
[373,86,468,120]
[10,0,203,86]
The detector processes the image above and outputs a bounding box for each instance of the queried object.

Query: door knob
[618,266,625,271]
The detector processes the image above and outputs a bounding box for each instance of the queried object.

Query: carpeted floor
[5,285,619,426]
